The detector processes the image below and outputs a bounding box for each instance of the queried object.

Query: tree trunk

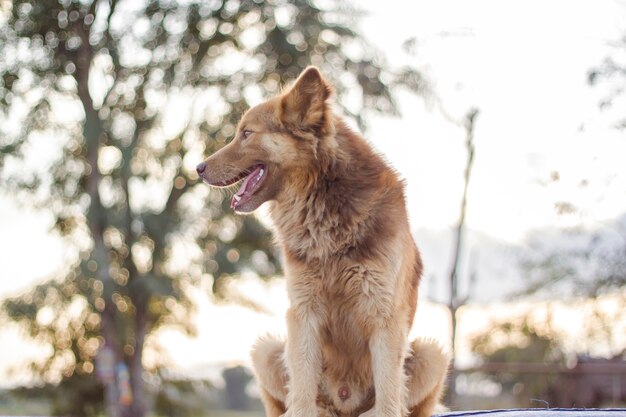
[446,108,479,403]
[129,309,148,417]
[75,19,124,417]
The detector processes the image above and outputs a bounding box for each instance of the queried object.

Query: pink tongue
[231,165,263,208]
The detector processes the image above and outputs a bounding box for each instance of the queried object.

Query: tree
[507,22,626,369]
[519,214,626,361]
[521,215,626,299]
[588,30,626,130]
[469,301,626,407]
[153,375,218,417]
[477,218,626,407]
[0,1,423,416]
[445,107,479,402]
[469,315,566,407]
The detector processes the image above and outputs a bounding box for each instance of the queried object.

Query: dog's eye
[242,130,253,139]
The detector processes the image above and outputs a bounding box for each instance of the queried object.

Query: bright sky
[361,0,626,241]
[1,0,625,384]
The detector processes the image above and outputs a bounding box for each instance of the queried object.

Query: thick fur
[198,67,450,417]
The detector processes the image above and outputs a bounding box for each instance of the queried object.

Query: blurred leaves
[9,376,104,417]
[471,317,565,365]
[520,214,626,298]
[153,376,217,417]
[469,315,565,406]
[588,30,626,130]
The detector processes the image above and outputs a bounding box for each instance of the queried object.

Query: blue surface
[437,409,626,417]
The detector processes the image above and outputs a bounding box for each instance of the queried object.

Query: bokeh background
[0,0,625,416]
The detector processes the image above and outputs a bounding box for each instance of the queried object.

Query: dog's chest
[280,219,356,262]
[271,188,369,261]
[316,270,377,414]
[283,250,403,414]
[287,259,394,323]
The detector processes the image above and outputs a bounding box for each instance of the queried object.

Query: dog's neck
[268,119,393,263]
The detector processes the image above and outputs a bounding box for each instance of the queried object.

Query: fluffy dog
[197,67,449,417]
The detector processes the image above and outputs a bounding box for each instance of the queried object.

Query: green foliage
[0,387,52,416]
[153,376,219,417]
[153,369,261,417]
[471,317,565,364]
[3,277,102,382]
[52,373,105,416]
[1,376,103,417]
[470,316,566,406]
[0,0,421,415]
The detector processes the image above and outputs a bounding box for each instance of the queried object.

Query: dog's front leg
[368,323,407,417]
[283,305,322,417]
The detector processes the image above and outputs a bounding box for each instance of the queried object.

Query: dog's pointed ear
[280,66,333,134]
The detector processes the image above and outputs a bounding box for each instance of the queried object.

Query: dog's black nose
[196,162,207,175]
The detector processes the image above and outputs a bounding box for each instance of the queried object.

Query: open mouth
[229,164,266,210]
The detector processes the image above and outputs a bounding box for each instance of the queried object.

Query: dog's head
[197,66,334,213]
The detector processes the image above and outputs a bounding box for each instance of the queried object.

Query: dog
[197,66,449,417]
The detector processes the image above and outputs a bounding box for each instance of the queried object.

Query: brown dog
[197,67,449,417]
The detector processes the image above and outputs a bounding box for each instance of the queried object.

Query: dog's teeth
[234,195,242,202]
[259,168,264,176]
